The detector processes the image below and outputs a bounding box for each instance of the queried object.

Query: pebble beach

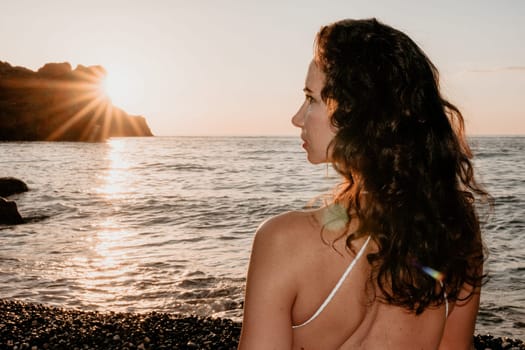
[1,300,523,350]
[0,300,240,350]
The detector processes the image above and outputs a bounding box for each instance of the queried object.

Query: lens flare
[420,265,445,282]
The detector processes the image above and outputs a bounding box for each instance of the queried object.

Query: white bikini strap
[439,280,449,319]
[292,235,372,329]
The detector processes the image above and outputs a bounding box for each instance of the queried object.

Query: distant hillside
[0,61,153,141]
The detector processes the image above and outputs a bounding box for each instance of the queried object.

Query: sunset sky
[1,0,524,136]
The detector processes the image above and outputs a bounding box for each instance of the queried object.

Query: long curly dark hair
[315,18,490,314]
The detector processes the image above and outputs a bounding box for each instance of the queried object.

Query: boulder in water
[0,177,28,197]
[0,197,23,224]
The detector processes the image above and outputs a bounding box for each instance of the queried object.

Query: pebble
[0,299,522,349]
[186,340,199,348]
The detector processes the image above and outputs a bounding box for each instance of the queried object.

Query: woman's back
[285,208,449,349]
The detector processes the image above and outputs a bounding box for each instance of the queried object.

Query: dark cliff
[0,61,153,141]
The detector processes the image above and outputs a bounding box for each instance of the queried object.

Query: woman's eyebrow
[303,87,313,93]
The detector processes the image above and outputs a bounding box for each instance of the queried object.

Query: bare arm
[438,282,481,350]
[238,217,297,350]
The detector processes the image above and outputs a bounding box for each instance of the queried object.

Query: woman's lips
[300,135,308,149]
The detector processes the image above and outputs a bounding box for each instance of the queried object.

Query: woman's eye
[305,95,314,103]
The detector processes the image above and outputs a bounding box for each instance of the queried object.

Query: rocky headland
[0,61,153,141]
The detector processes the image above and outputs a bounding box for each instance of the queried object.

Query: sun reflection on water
[92,221,127,269]
[97,138,133,198]
[72,217,138,306]
[79,140,139,306]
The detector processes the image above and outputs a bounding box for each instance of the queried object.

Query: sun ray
[100,103,114,141]
[72,66,106,84]
[79,99,110,142]
[108,107,120,136]
[2,75,103,121]
[41,89,101,116]
[1,77,96,91]
[46,95,104,141]
[128,114,145,136]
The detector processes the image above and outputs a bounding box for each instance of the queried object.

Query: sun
[98,69,134,111]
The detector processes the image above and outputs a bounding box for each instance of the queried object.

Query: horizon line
[137,133,525,138]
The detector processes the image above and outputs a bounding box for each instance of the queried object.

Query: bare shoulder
[257,209,317,232]
[239,210,318,349]
[253,210,320,250]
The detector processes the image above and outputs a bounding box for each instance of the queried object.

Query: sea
[0,136,523,339]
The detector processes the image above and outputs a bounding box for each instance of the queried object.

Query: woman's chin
[306,154,325,165]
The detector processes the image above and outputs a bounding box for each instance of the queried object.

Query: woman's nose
[291,103,305,127]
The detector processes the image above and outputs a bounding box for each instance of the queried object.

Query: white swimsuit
[292,236,448,329]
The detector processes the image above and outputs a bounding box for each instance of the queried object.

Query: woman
[239,18,488,350]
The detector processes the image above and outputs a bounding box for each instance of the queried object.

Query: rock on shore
[0,300,523,350]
